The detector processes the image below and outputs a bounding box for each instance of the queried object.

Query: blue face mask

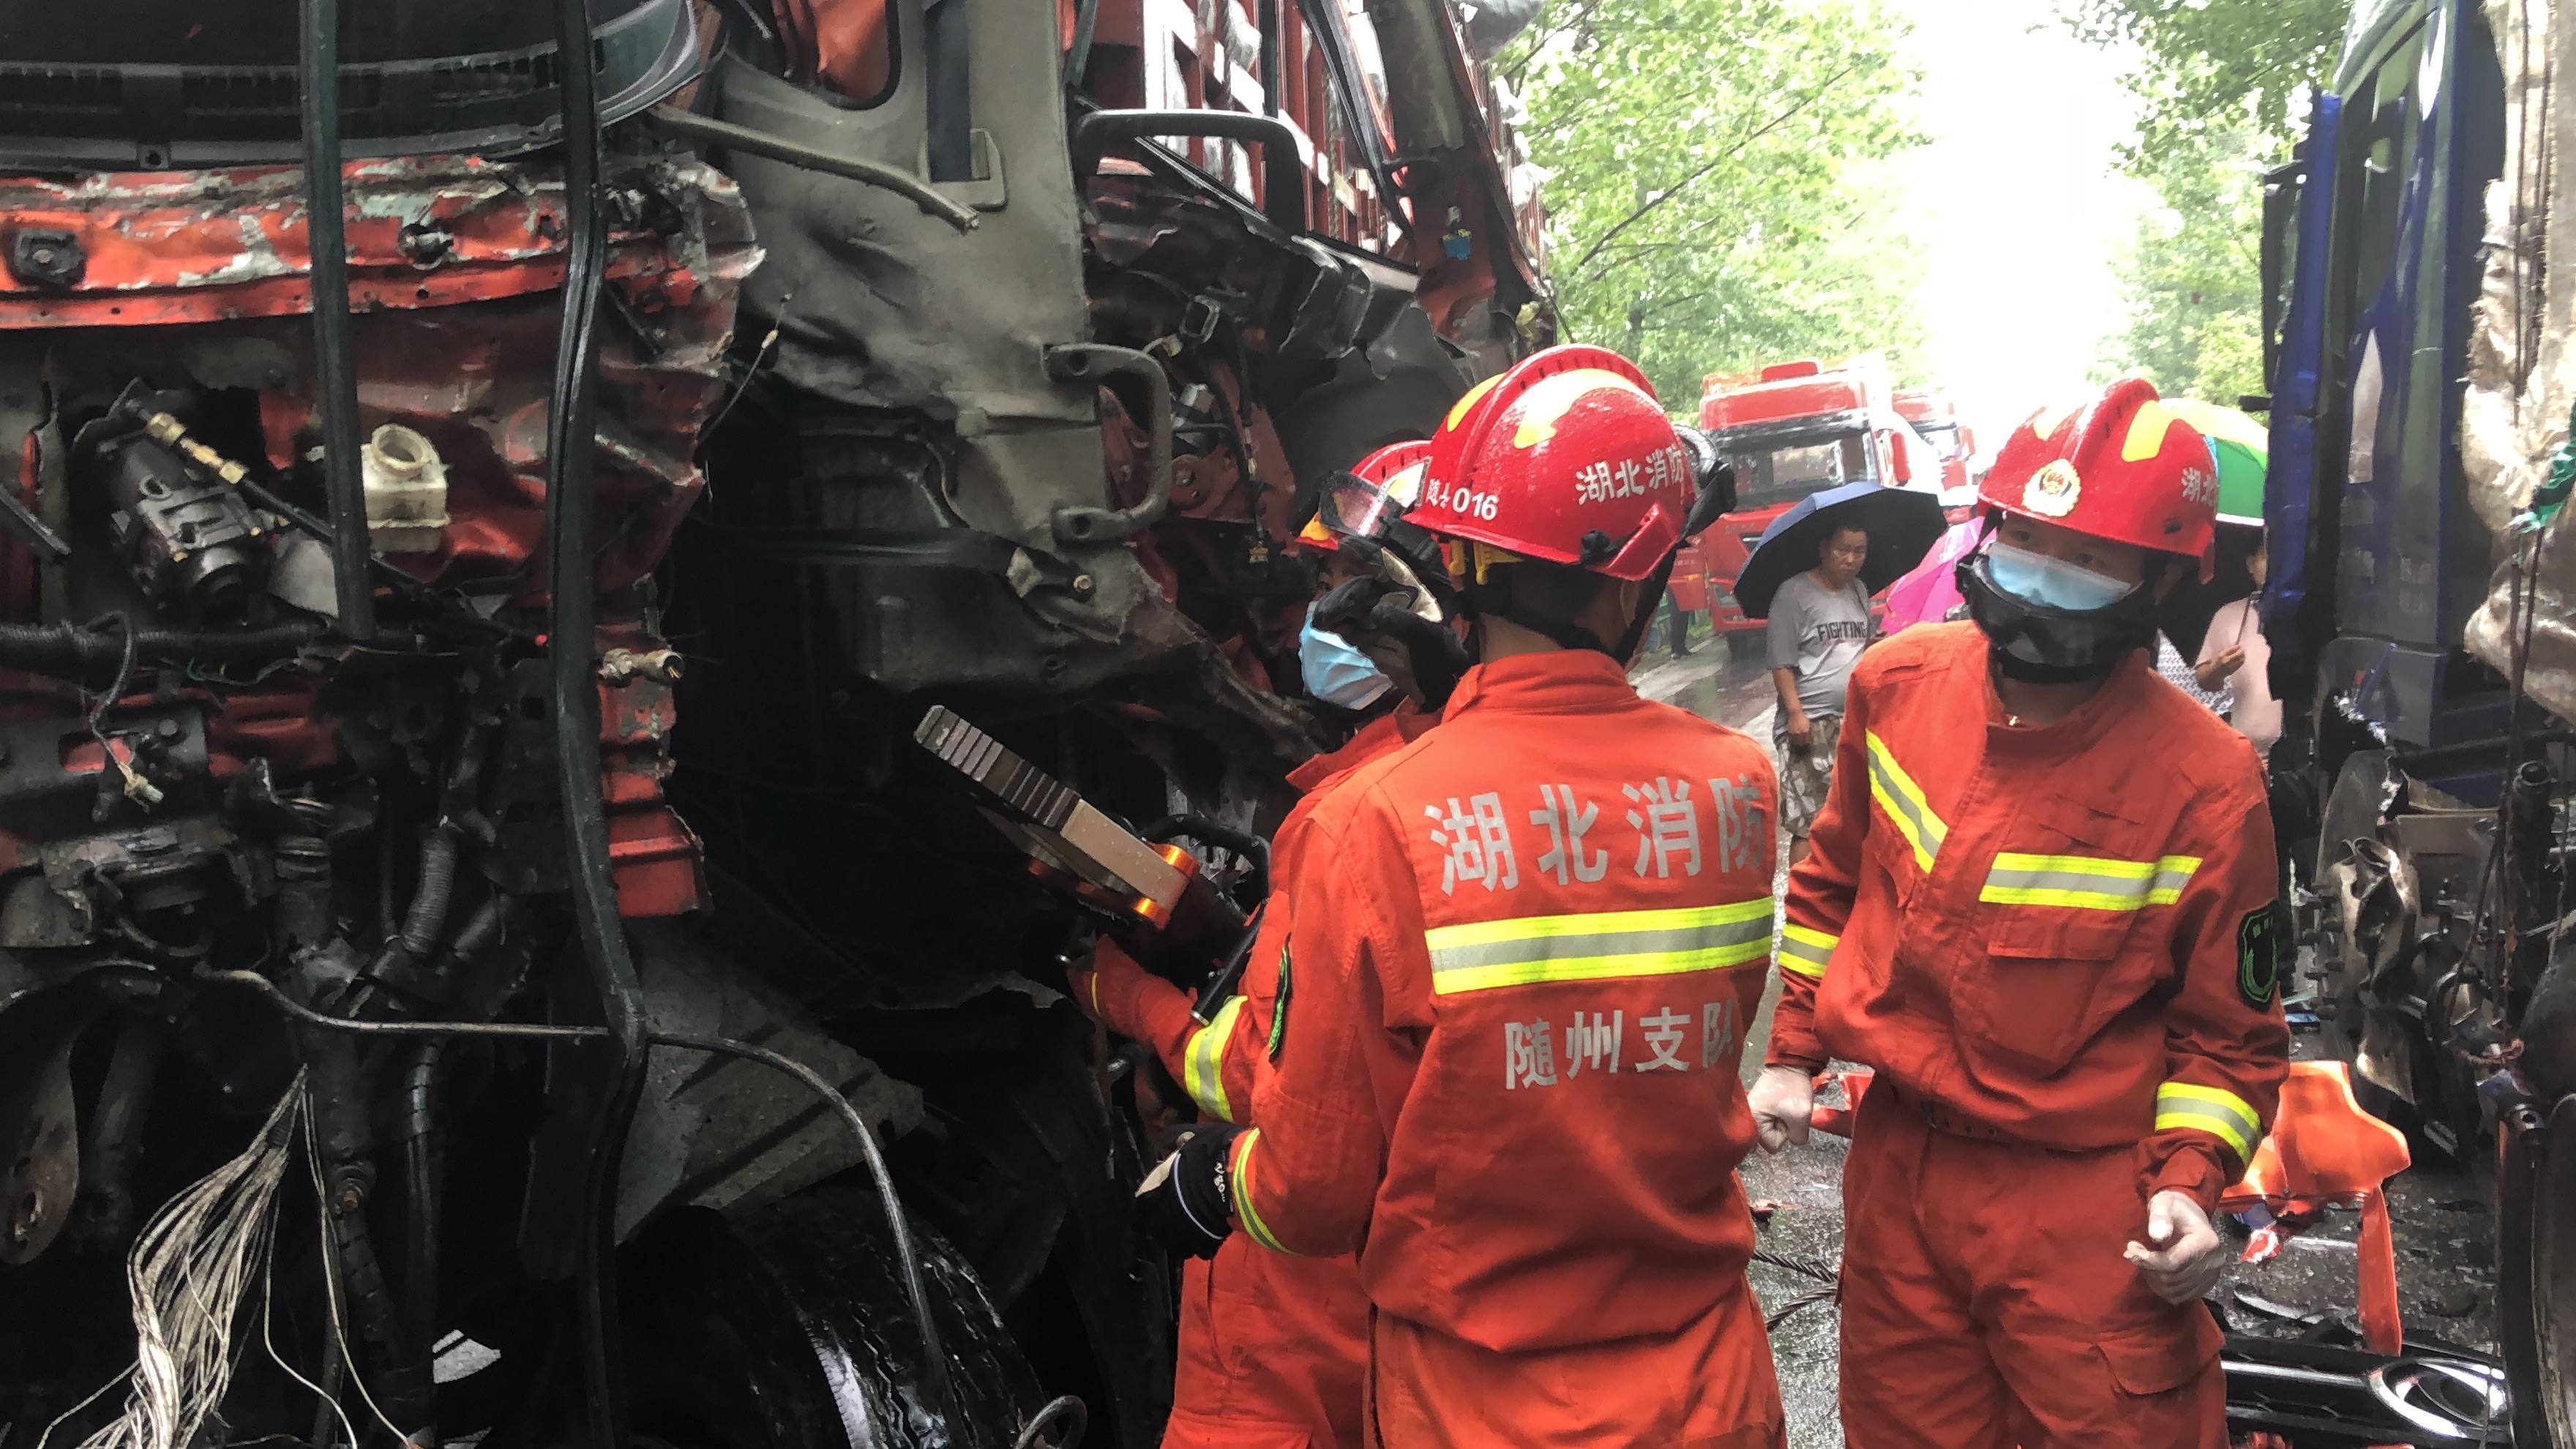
[1982,541,2137,612]
[1299,603,1393,709]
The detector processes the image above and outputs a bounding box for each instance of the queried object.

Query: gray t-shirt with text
[1766,570,1873,719]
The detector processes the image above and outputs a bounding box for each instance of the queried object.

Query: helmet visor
[1318,462,1423,542]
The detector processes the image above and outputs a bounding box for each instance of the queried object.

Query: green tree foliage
[2062,0,2347,163]
[1501,0,1930,408]
[2096,133,2269,403]
[2066,0,2346,402]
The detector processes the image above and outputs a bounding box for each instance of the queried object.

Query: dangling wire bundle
[42,1074,308,1449]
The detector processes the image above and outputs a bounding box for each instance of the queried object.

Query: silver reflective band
[1864,732,1945,871]
[1778,924,1838,979]
[1980,853,2202,911]
[2152,1082,2260,1162]
[1426,902,1775,995]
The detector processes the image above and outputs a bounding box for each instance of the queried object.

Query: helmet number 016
[1423,476,1502,521]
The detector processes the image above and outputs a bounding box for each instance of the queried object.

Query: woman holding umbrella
[1736,481,1947,863]
[2162,400,2280,759]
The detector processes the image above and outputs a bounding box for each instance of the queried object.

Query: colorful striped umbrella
[2164,398,2267,527]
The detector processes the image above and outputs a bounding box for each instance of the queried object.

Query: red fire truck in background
[1695,357,1933,636]
[1893,385,1980,518]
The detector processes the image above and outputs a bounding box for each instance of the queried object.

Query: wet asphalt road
[1641,641,2502,1447]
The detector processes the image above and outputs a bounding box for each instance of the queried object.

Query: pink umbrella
[1879,517,1984,633]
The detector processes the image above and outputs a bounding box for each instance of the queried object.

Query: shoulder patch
[1267,940,1292,1060]
[2236,906,2280,1010]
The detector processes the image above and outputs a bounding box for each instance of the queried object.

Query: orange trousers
[1838,1086,2228,1448]
[1366,1282,1783,1449]
[1161,1238,1368,1449]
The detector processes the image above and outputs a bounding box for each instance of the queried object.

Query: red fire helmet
[1293,438,1432,554]
[1979,375,2220,566]
[1412,345,1693,582]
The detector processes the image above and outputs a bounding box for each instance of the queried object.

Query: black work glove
[1135,1123,1243,1259]
[1314,574,1471,711]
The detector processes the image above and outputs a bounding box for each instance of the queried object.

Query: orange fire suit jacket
[1764,623,2289,1208]
[1232,651,1784,1445]
[1076,707,1430,1449]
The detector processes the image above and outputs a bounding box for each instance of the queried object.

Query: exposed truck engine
[0,0,1549,1444]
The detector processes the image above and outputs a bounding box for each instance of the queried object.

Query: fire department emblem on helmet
[2024,460,2082,518]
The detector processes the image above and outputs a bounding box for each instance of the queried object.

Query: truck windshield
[1912,421,1963,462]
[1718,424,1875,511]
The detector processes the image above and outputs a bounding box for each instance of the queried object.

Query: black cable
[539,0,652,1442]
[80,612,138,763]
[299,0,376,640]
[205,973,613,1043]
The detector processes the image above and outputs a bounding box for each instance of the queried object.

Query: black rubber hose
[394,825,461,965]
[397,1041,444,1376]
[435,895,511,975]
[274,836,337,954]
[307,1032,433,1438]
[330,1188,432,1438]
[299,0,376,639]
[543,0,652,1442]
[0,619,319,675]
[359,823,463,1006]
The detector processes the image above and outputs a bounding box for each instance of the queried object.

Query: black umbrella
[1729,482,1949,620]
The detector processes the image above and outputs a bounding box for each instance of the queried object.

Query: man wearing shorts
[1767,522,1872,864]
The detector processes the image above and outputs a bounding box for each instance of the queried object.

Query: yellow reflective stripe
[1182,996,1248,1123]
[2153,1082,2261,1164]
[1864,732,1946,872]
[1779,923,1839,979]
[1981,853,2203,911]
[1229,1128,1295,1254]
[1424,900,1774,995]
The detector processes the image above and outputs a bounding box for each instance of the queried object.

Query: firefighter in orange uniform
[1133,345,1786,1448]
[1071,443,1442,1448]
[1746,376,2289,1448]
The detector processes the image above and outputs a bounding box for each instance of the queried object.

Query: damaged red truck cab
[1696,357,1931,634]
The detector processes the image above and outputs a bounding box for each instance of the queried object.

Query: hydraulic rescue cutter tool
[915,705,1263,1020]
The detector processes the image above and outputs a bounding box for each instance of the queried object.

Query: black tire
[2498,1096,2576,1448]
[621,1188,1046,1449]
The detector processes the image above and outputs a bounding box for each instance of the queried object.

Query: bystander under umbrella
[1730,482,1948,621]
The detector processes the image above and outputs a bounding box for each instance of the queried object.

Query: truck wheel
[2498,1096,2576,1447]
[621,1184,1049,1448]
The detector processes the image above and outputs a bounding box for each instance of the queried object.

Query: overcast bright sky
[1882,0,2154,452]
